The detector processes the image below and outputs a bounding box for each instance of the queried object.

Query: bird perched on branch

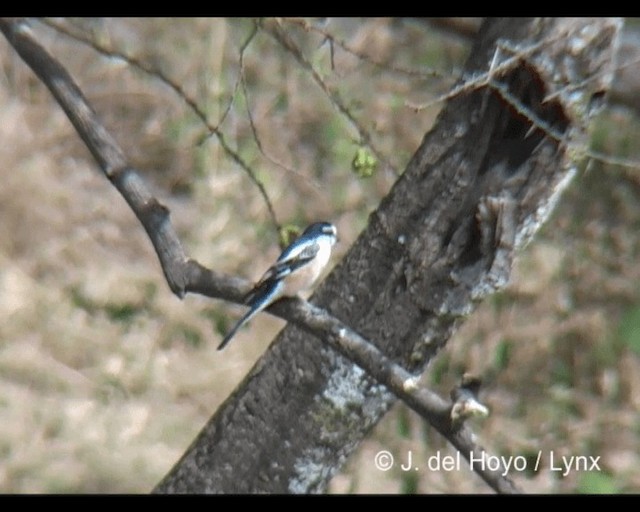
[218,221,338,350]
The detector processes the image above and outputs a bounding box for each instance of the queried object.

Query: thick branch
[0,19,191,297]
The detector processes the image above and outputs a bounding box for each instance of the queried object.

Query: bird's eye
[323,225,337,236]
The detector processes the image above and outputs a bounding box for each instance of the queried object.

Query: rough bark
[610,24,640,114]
[427,17,640,116]
[154,18,621,493]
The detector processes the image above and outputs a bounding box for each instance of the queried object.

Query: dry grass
[0,18,638,494]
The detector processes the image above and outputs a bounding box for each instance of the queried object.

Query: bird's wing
[254,240,320,286]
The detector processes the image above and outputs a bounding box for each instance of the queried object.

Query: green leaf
[351,147,377,178]
[279,224,302,248]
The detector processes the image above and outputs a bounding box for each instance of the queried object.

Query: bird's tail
[217,279,283,350]
[217,307,261,350]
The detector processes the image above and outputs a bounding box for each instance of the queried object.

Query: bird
[217,221,338,350]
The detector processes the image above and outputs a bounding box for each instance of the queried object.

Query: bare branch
[259,18,398,175]
[420,18,640,121]
[406,33,640,173]
[283,17,457,81]
[238,41,323,192]
[281,298,520,494]
[1,18,196,297]
[39,17,281,234]
[405,36,554,112]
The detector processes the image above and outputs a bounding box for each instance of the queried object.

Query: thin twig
[200,21,258,138]
[260,18,398,175]
[406,33,640,172]
[283,17,457,81]
[238,37,323,192]
[39,17,281,233]
[405,38,552,113]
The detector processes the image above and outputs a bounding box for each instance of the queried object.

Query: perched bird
[218,221,338,350]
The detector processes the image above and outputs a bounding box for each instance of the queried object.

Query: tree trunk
[154,18,621,493]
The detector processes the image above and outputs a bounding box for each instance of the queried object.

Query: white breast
[281,241,332,297]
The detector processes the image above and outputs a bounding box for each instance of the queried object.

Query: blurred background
[0,18,638,493]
